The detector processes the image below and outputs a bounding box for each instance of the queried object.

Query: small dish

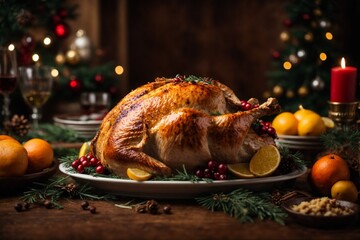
[282,197,359,228]
[0,160,59,194]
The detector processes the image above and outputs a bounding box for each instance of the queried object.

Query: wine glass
[0,46,18,128]
[18,65,53,130]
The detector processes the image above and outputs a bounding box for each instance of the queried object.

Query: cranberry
[203,168,212,178]
[208,160,218,171]
[77,164,85,173]
[81,160,90,167]
[79,156,87,162]
[264,122,271,127]
[71,159,80,169]
[219,174,227,180]
[213,172,221,180]
[244,103,252,110]
[95,165,105,174]
[218,164,228,174]
[195,169,204,178]
[90,157,98,167]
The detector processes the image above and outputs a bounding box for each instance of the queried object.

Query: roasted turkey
[90,76,281,177]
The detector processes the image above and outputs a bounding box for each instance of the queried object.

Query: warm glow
[325,32,333,40]
[8,44,15,51]
[341,57,346,69]
[32,53,40,62]
[283,61,292,70]
[115,65,124,75]
[51,69,59,77]
[43,37,52,46]
[319,52,327,61]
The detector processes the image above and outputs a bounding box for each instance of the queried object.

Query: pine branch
[278,146,309,168]
[152,165,213,183]
[196,189,287,224]
[20,176,117,208]
[321,128,360,153]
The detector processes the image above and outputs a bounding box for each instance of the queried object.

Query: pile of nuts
[291,197,354,216]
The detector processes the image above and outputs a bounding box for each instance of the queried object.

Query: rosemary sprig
[152,165,213,183]
[196,189,287,224]
[175,74,214,85]
[20,176,117,208]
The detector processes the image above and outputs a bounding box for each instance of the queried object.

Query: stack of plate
[53,114,102,139]
[276,134,324,151]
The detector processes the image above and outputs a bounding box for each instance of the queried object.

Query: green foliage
[196,189,287,224]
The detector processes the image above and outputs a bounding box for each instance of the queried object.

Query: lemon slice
[249,145,281,177]
[78,141,91,158]
[227,163,255,178]
[127,168,152,181]
[322,117,335,129]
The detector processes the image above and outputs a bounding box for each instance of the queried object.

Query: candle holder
[328,101,359,129]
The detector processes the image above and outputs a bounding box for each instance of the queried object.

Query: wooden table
[1,171,360,240]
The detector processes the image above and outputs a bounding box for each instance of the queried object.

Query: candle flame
[341,57,346,69]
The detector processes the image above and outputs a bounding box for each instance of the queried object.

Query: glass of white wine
[18,65,53,130]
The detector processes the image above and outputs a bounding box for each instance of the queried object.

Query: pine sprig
[20,176,117,208]
[278,146,308,168]
[321,128,360,153]
[152,165,213,183]
[196,189,287,224]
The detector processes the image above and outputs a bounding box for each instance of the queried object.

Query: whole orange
[23,138,54,173]
[310,154,350,196]
[272,112,298,135]
[0,139,28,177]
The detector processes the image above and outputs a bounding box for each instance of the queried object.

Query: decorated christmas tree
[265,0,340,116]
[0,0,120,122]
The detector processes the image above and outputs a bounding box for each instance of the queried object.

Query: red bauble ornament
[302,13,310,21]
[272,51,280,59]
[94,74,104,84]
[54,22,70,38]
[69,77,81,91]
[282,19,293,27]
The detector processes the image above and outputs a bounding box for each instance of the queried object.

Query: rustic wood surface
[1,170,360,240]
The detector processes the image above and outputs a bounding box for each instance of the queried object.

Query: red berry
[95,165,105,174]
[81,160,90,167]
[264,122,271,127]
[195,169,204,178]
[71,159,80,169]
[208,160,218,171]
[219,174,227,180]
[90,157,98,167]
[77,164,85,173]
[213,172,221,180]
[244,103,252,110]
[218,164,228,174]
[204,168,212,178]
[79,156,87,162]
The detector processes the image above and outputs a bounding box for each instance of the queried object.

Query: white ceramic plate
[59,163,307,199]
[277,134,321,142]
[53,114,102,125]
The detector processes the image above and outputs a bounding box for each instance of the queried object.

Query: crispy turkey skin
[90,76,281,177]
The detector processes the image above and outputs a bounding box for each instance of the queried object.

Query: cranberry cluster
[71,153,105,174]
[239,100,259,111]
[195,160,228,180]
[252,119,277,139]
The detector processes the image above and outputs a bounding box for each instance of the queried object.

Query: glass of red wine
[0,46,17,127]
[18,65,53,130]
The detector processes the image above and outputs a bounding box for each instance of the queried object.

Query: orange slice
[249,145,281,177]
[227,163,255,178]
[127,168,152,181]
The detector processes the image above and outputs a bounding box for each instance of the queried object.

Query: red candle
[330,57,357,102]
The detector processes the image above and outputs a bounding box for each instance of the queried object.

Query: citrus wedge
[322,117,335,129]
[78,141,91,158]
[127,168,152,181]
[249,145,281,177]
[227,163,255,178]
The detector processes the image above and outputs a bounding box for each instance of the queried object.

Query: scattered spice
[89,206,97,214]
[14,203,23,212]
[81,201,89,210]
[163,205,172,214]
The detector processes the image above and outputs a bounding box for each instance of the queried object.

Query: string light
[32,53,40,62]
[115,65,124,75]
[51,68,59,77]
[319,52,327,61]
[8,44,15,51]
[325,32,333,40]
[283,61,292,70]
[43,36,52,46]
